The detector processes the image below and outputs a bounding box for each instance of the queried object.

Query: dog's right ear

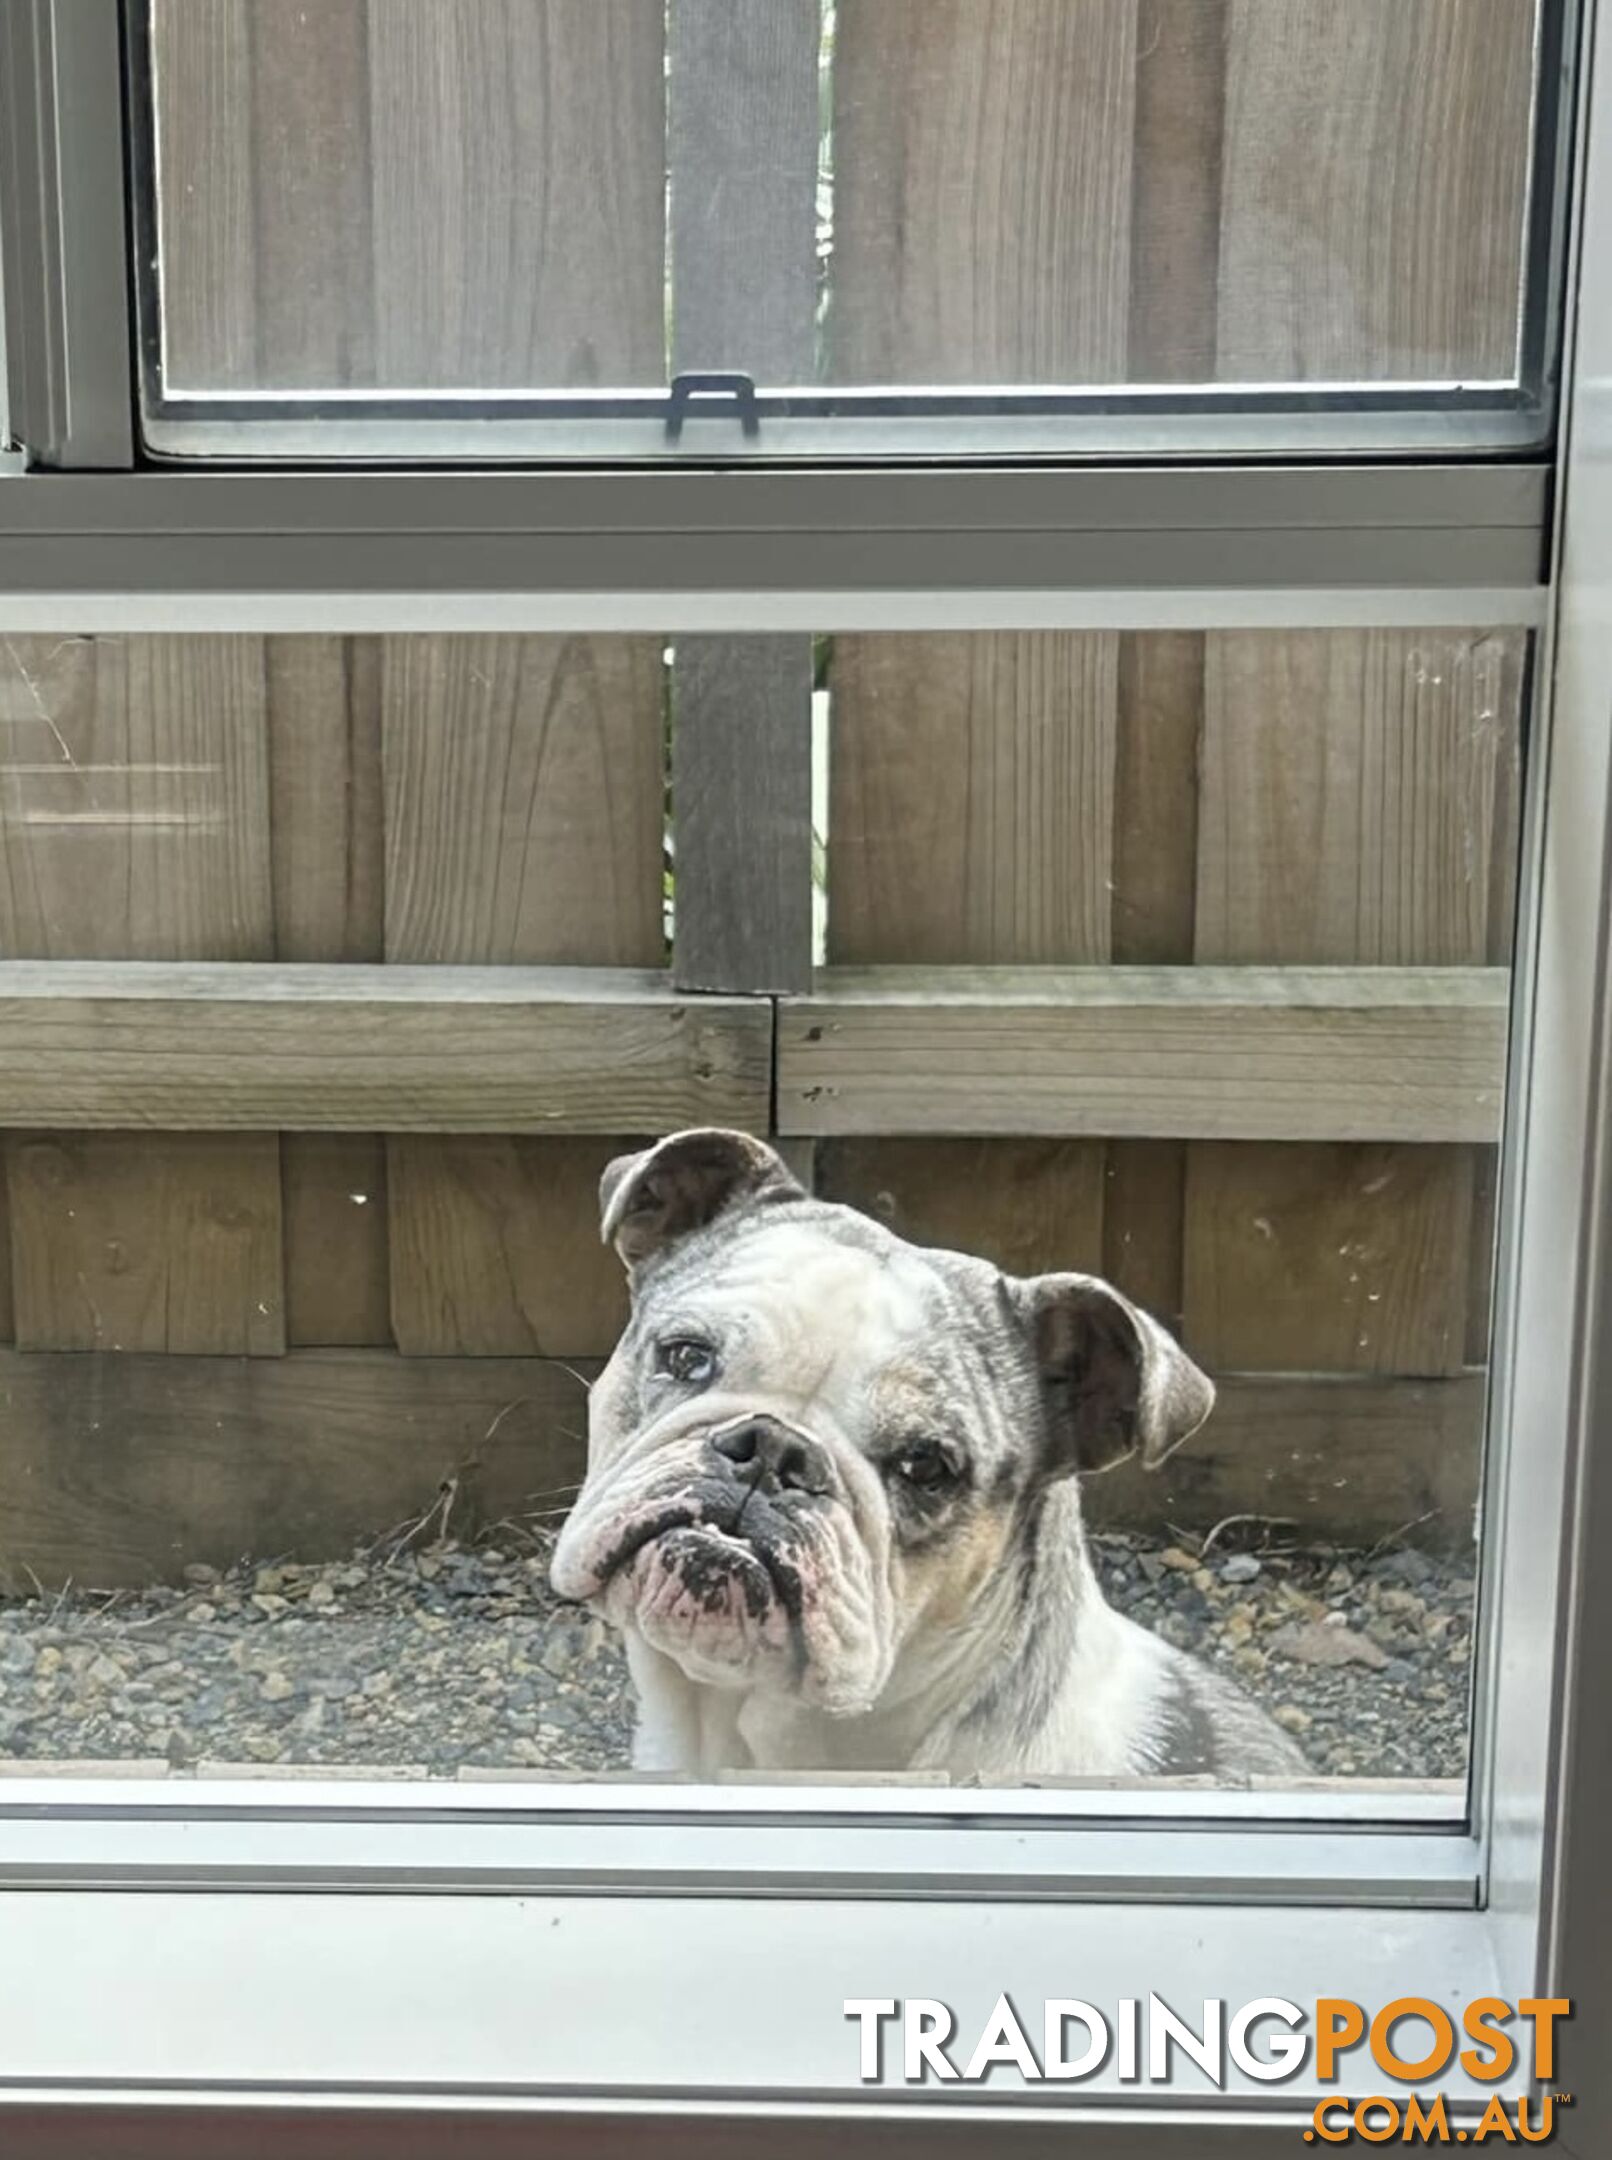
[599,1128,801,1269]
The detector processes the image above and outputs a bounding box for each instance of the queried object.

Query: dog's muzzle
[552,1410,890,1711]
[552,1414,836,1599]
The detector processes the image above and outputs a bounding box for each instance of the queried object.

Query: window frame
[118,0,1581,465]
[0,0,132,469]
[0,466,1554,612]
[0,2,1582,470]
[0,0,1606,2147]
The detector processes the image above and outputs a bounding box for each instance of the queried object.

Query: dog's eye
[890,1440,958,1492]
[655,1337,719,1386]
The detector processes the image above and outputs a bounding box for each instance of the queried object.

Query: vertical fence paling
[1213,0,1534,384]
[379,635,666,1359]
[0,635,284,1354]
[821,632,1119,1282]
[367,0,665,389]
[829,0,1137,384]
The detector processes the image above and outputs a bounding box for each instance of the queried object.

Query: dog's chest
[732,1689,943,1774]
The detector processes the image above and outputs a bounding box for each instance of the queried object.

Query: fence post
[668,0,818,998]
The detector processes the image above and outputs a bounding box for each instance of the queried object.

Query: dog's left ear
[600,1128,801,1268]
[1015,1273,1213,1475]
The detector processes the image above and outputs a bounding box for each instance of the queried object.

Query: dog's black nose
[710,1417,833,1496]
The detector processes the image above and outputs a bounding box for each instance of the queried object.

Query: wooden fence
[0,3,1536,1586]
[150,0,1536,392]
[807,625,1519,1554]
[0,621,1521,1586]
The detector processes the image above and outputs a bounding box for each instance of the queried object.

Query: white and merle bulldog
[551,1129,1305,1782]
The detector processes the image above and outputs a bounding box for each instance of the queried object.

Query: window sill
[0,1889,1538,2149]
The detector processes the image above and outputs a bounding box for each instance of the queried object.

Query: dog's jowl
[551,1128,1305,1782]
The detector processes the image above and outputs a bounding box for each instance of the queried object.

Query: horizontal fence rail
[0,964,772,1133]
[0,962,1509,1143]
[777,967,1510,1142]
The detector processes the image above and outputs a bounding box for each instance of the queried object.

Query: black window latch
[665,371,761,439]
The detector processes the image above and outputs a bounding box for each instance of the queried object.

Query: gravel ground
[0,1526,1473,1782]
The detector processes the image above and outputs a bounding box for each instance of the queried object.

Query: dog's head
[550,1129,1212,1717]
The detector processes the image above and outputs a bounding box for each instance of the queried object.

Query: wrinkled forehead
[640,1201,1011,1394]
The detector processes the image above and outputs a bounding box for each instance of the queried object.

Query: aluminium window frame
[0,463,1554,624]
[0,0,1607,2149]
[119,0,1580,466]
[0,1,1581,467]
[0,0,132,469]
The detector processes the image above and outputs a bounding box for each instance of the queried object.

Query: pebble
[1270,1621,1391,1671]
[1372,1550,1432,1587]
[0,1528,1474,1783]
[1377,1588,1426,1617]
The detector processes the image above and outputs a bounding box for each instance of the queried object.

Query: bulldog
[551,1128,1306,1783]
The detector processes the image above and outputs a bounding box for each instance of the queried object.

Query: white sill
[0,587,1548,634]
[0,1891,1525,2125]
[0,1773,1469,1822]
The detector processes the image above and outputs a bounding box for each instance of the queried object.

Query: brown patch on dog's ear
[1018,1272,1214,1476]
[599,1128,800,1268]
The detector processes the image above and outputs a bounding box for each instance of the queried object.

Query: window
[0,620,1522,1798]
[133,0,1563,458]
[0,0,1606,2146]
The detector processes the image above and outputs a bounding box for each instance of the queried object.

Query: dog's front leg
[624,1633,702,1770]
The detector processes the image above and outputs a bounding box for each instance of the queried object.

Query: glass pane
[0,626,1521,1796]
[135,0,1550,456]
